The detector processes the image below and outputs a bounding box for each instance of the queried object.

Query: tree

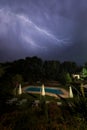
[23,56,44,82]
[12,74,23,87]
[65,73,72,84]
[0,65,4,78]
[62,61,78,74]
[81,67,87,79]
[59,71,72,85]
[43,60,60,80]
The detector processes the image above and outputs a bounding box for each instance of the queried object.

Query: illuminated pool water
[25,86,63,95]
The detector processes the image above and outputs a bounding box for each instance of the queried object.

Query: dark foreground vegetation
[0,93,87,130]
[0,56,87,129]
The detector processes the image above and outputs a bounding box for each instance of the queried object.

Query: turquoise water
[25,87,63,95]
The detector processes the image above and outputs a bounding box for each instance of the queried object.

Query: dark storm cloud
[0,0,87,64]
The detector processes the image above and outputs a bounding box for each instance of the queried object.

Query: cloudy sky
[0,0,87,64]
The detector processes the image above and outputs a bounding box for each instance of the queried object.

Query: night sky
[0,0,87,64]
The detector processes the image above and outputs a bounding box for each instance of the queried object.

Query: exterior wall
[72,74,80,79]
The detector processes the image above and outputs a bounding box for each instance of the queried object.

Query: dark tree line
[0,56,82,85]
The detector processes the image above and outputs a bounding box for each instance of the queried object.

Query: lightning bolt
[0,8,71,47]
[17,14,70,46]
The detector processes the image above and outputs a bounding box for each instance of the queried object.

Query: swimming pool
[25,86,63,95]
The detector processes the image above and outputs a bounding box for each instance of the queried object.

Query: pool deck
[23,86,69,99]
